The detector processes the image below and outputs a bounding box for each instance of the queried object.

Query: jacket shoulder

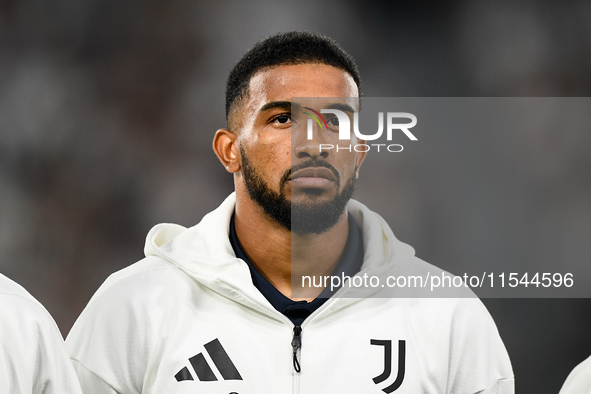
[0,275,84,394]
[0,274,58,333]
[559,355,591,394]
[66,257,200,393]
[81,256,202,314]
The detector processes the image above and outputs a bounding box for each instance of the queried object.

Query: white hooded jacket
[0,274,83,394]
[66,193,514,393]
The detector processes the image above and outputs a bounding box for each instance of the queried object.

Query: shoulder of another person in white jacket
[0,274,83,394]
[0,273,65,343]
[559,355,591,394]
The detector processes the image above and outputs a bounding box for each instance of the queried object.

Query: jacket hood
[143,193,419,319]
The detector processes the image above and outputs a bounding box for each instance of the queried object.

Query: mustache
[280,160,341,186]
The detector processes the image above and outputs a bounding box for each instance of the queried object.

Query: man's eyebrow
[325,102,356,113]
[259,101,298,112]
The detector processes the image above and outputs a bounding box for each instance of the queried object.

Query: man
[0,273,83,393]
[66,31,514,393]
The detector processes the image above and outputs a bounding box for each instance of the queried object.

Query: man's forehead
[247,63,359,105]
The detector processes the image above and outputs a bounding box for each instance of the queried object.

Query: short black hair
[225,31,361,126]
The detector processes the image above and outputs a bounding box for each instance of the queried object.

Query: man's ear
[354,138,368,178]
[213,129,241,173]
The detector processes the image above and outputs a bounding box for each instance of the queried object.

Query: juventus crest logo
[371,339,406,393]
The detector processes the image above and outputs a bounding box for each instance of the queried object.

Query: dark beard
[240,146,356,234]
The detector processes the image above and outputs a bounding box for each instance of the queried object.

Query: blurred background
[1,0,590,392]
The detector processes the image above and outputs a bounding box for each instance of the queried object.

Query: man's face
[234,63,364,234]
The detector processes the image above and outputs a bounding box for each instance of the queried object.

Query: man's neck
[234,195,349,301]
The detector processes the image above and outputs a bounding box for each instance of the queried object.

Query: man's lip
[290,167,337,182]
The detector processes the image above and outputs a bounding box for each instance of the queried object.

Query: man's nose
[294,119,329,160]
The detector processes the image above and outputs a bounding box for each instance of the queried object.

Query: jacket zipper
[291,325,302,394]
[288,300,338,392]
[291,325,302,372]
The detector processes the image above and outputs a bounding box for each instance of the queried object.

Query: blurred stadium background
[1,1,591,392]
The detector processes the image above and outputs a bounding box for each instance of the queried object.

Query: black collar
[229,213,364,325]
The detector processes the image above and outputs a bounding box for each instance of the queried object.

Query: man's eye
[327,117,339,127]
[273,115,291,124]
